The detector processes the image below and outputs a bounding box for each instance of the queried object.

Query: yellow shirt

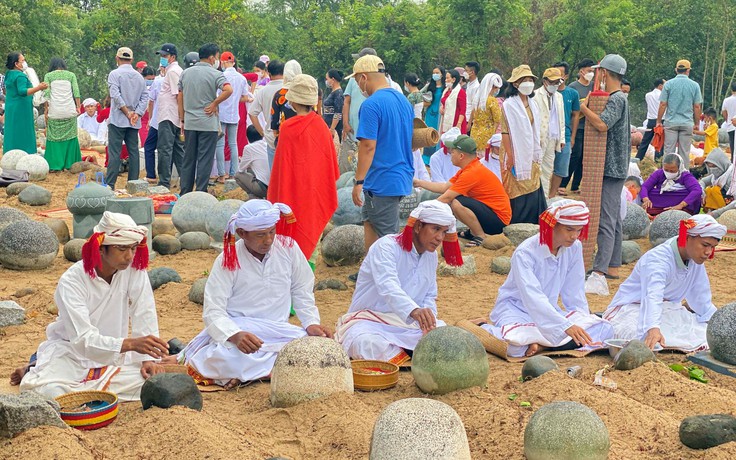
[704,123,719,154]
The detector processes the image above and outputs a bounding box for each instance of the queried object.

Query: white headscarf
[282,60,303,89]
[683,214,727,240]
[440,127,461,154]
[477,73,503,111]
[226,199,294,235]
[659,153,687,194]
[409,200,457,234]
[94,211,148,245]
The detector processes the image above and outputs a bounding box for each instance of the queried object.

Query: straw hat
[285,74,318,107]
[507,65,537,83]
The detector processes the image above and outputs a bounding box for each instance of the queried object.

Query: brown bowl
[351,360,399,391]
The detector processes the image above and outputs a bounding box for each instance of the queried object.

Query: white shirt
[465,78,480,121]
[721,94,736,132]
[202,238,319,344]
[605,237,716,338]
[41,262,159,369]
[646,88,662,120]
[248,79,283,149]
[218,67,247,124]
[157,61,183,127]
[349,235,438,323]
[147,75,164,130]
[77,112,102,141]
[490,236,589,344]
[238,139,270,185]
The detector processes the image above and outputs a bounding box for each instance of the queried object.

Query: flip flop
[458,229,474,240]
[465,236,484,247]
[557,188,568,196]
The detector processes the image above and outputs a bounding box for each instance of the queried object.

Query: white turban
[539,199,590,250]
[93,211,148,245]
[440,127,461,145]
[82,98,98,107]
[226,199,294,235]
[398,200,463,266]
[282,60,303,89]
[489,133,502,148]
[408,200,456,234]
[682,214,727,240]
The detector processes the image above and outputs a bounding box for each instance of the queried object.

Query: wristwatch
[355,179,364,185]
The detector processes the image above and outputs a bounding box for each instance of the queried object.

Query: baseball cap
[156,43,178,56]
[593,54,627,75]
[117,47,133,60]
[346,55,385,79]
[259,54,270,63]
[445,135,477,154]
[135,61,146,69]
[676,59,691,70]
[542,67,563,81]
[351,47,377,60]
[221,51,235,62]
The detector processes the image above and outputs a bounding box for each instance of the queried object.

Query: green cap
[445,135,477,154]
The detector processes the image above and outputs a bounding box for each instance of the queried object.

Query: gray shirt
[569,80,593,130]
[599,90,630,179]
[179,62,228,132]
[107,64,148,129]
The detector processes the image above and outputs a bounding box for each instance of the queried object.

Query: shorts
[553,143,571,177]
[361,192,402,237]
[455,195,506,235]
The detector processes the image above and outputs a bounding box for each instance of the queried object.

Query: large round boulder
[716,210,736,232]
[0,220,59,270]
[148,267,182,290]
[503,223,540,247]
[369,398,471,460]
[490,256,511,275]
[270,336,353,407]
[418,189,440,203]
[322,224,365,266]
[188,278,207,305]
[15,154,49,181]
[179,231,212,250]
[43,219,70,244]
[152,218,177,238]
[398,189,420,220]
[205,199,244,240]
[614,339,656,370]
[63,238,86,262]
[171,191,219,234]
[623,202,650,240]
[621,240,642,265]
[0,149,28,170]
[332,187,363,226]
[18,185,51,206]
[649,209,690,246]
[152,234,182,255]
[524,401,610,460]
[140,373,202,411]
[0,206,30,231]
[707,302,736,365]
[411,326,489,394]
[335,171,355,189]
[6,182,33,197]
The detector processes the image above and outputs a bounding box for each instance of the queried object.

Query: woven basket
[55,390,119,430]
[351,360,399,391]
[161,364,189,374]
[412,128,440,150]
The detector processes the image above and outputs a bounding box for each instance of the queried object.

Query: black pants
[144,127,158,179]
[157,121,185,189]
[636,119,661,160]
[456,195,506,235]
[560,129,584,191]
[106,124,140,189]
[729,131,735,162]
[179,130,218,195]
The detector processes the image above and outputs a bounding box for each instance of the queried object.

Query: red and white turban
[396,200,463,266]
[678,214,727,256]
[222,199,296,270]
[539,199,590,251]
[82,211,149,278]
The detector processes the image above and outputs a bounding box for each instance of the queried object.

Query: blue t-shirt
[356,88,415,196]
[559,86,581,144]
[660,74,703,126]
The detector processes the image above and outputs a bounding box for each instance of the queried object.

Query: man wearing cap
[349,54,415,256]
[604,214,726,352]
[77,98,104,144]
[178,43,233,194]
[578,54,631,294]
[414,133,511,244]
[335,200,462,365]
[215,51,248,181]
[657,59,703,167]
[15,212,168,401]
[154,43,184,189]
[136,61,147,74]
[106,47,150,189]
[342,47,377,143]
[534,67,566,197]
[472,200,613,358]
[560,58,596,194]
[179,200,333,389]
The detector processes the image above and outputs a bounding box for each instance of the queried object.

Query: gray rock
[152,234,182,255]
[167,338,186,355]
[125,179,150,195]
[140,373,202,411]
[315,279,348,291]
[398,190,420,220]
[0,206,30,231]
[15,154,49,181]
[322,224,365,267]
[332,186,363,226]
[623,202,650,240]
[0,391,66,438]
[482,234,511,250]
[13,287,36,298]
[0,220,59,270]
[649,209,690,246]
[621,240,642,265]
[179,231,211,250]
[43,219,70,244]
[223,179,239,193]
[369,398,471,460]
[152,218,177,238]
[679,414,736,449]
[0,149,28,170]
[491,256,511,275]
[524,401,610,460]
[503,223,540,247]
[418,189,440,202]
[707,302,736,365]
[188,278,207,305]
[148,267,182,290]
[411,326,489,395]
[171,191,219,234]
[0,300,25,327]
[522,356,559,381]
[614,339,656,370]
[270,336,353,408]
[148,185,170,195]
[6,182,33,197]
[63,238,86,262]
[321,222,334,239]
[335,171,355,189]
[69,161,94,175]
[18,184,51,206]
[205,199,244,240]
[717,210,736,232]
[438,254,477,276]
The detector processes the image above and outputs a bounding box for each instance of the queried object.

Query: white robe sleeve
[421,257,439,316]
[290,243,320,329]
[559,245,590,314]
[127,270,161,363]
[684,267,717,322]
[366,242,421,322]
[638,260,669,337]
[202,256,241,344]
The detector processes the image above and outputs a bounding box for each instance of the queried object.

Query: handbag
[0,169,30,187]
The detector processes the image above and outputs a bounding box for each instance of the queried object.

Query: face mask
[159,57,169,68]
[403,85,410,93]
[622,92,628,98]
[626,185,638,200]
[145,79,153,87]
[600,82,606,91]
[21,61,28,70]
[213,59,220,69]
[359,76,369,98]
[492,89,500,97]
[325,79,331,87]
[584,72,594,82]
[518,81,535,96]
[445,82,453,88]
[432,74,441,81]
[663,171,679,180]
[545,84,559,94]
[707,166,721,177]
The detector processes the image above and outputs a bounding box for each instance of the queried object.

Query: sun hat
[507,65,537,83]
[346,55,385,79]
[285,74,318,106]
[593,54,627,75]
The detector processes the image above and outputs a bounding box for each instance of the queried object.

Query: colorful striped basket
[55,390,119,430]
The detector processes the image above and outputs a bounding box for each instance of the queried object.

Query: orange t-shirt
[449,158,512,224]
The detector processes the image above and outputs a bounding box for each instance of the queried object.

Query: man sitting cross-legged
[472,199,613,357]
[14,212,168,401]
[603,214,726,351]
[335,200,463,365]
[179,199,333,389]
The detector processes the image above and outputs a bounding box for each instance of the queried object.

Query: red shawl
[267,111,339,259]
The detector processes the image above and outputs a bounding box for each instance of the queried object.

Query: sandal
[557,188,568,196]
[458,229,474,240]
[465,236,484,247]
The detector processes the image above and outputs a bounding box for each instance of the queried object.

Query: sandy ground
[1,169,736,459]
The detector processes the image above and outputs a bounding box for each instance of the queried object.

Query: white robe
[20,262,159,401]
[429,148,460,183]
[603,237,715,352]
[335,235,445,363]
[482,236,613,357]
[181,238,320,385]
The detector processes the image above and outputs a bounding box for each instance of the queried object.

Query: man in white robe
[603,214,726,351]
[180,199,333,389]
[15,212,167,401]
[429,127,461,183]
[475,200,614,357]
[77,98,104,144]
[335,200,463,365]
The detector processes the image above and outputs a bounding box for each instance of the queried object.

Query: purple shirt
[640,169,702,214]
